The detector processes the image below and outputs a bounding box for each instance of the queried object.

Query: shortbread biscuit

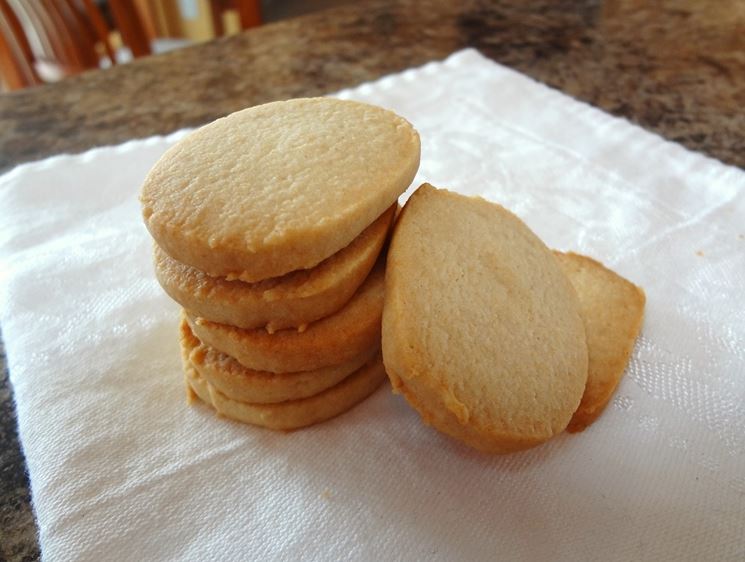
[157,205,394,331]
[185,352,387,430]
[141,98,420,282]
[179,318,378,404]
[382,184,588,453]
[553,252,646,432]
[186,260,385,373]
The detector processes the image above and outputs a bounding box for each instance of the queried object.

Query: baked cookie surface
[141,98,419,281]
[554,252,645,432]
[382,184,588,453]
[179,318,378,404]
[156,205,395,331]
[187,260,385,373]
[185,352,387,430]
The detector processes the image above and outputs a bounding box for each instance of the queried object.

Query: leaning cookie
[553,252,645,432]
[383,184,588,453]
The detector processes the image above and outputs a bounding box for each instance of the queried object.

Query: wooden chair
[0,0,262,91]
[0,0,149,91]
[115,0,264,57]
[130,0,261,42]
[109,0,150,57]
[0,0,41,89]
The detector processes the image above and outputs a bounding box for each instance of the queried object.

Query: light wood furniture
[0,0,41,89]
[1,0,263,90]
[0,0,120,89]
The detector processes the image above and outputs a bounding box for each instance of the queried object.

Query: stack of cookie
[140,98,420,430]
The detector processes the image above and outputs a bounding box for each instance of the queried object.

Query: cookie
[141,98,420,282]
[179,317,378,404]
[382,184,588,453]
[184,352,387,430]
[553,252,646,432]
[156,205,394,331]
[186,260,385,373]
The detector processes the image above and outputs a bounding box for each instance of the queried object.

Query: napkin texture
[1,49,744,561]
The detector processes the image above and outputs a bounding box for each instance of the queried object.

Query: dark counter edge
[1,331,39,561]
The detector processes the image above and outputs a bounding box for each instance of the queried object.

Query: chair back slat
[0,0,41,89]
[109,0,151,57]
[1,0,264,91]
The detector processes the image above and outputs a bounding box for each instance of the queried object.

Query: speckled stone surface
[1,0,743,559]
[0,333,38,562]
[2,0,744,171]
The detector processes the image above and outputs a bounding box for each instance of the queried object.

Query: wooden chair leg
[209,0,225,36]
[41,0,88,71]
[108,0,151,57]
[236,0,261,29]
[80,0,116,65]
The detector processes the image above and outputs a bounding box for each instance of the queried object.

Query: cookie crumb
[320,488,333,500]
[695,250,704,256]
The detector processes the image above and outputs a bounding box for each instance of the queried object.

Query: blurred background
[0,0,353,91]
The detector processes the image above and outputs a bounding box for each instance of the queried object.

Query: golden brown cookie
[156,205,394,331]
[141,98,419,282]
[179,317,378,404]
[553,252,645,432]
[382,184,588,453]
[186,260,385,373]
[184,352,387,430]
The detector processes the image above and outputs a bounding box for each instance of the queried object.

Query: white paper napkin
[1,49,744,562]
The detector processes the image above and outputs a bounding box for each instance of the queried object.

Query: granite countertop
[1,0,743,559]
